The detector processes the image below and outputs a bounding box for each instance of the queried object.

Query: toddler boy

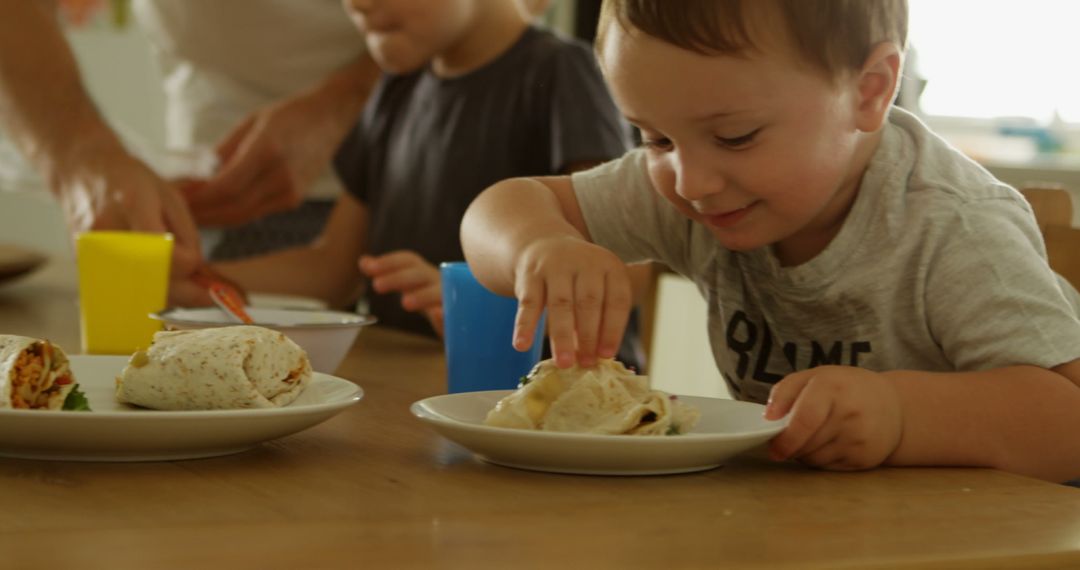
[461,0,1080,482]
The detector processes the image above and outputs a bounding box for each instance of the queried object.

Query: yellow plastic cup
[76,231,174,355]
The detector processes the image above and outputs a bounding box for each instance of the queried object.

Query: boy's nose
[673,152,724,202]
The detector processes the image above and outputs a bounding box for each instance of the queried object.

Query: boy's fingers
[358,255,374,273]
[359,253,395,276]
[764,370,812,420]
[787,412,842,460]
[768,388,832,461]
[373,264,432,294]
[513,277,545,352]
[572,272,605,366]
[365,250,421,272]
[544,275,577,368]
[402,283,441,311]
[427,307,445,338]
[797,439,847,469]
[597,272,632,359]
[360,252,438,294]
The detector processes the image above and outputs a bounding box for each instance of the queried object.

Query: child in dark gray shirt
[334,24,628,337]
[200,0,645,366]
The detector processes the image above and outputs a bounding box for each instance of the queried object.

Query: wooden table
[2,260,1080,569]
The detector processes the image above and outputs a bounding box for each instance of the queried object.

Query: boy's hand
[764,366,903,471]
[513,236,632,369]
[359,251,443,336]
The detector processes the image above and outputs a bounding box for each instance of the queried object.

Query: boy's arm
[767,359,1080,482]
[884,361,1080,482]
[210,194,368,309]
[462,175,633,367]
[461,175,591,296]
[561,161,654,305]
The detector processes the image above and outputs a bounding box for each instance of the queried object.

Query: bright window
[909,0,1080,124]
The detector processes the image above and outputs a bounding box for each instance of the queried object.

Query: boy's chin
[705,227,768,253]
[369,50,429,75]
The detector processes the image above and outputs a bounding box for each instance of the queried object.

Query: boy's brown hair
[596,0,907,81]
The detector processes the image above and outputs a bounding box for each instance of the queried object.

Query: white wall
[648,274,730,398]
[67,21,167,148]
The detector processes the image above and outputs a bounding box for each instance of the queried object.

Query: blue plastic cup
[440,261,546,393]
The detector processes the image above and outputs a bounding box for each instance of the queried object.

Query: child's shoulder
[517,25,594,57]
[886,109,1025,210]
[488,27,616,112]
[501,26,601,76]
[851,109,1039,258]
[514,26,600,69]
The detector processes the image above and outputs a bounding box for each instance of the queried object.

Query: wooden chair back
[1020,185,1080,289]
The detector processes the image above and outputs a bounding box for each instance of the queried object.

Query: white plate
[0,355,363,462]
[0,243,46,286]
[411,391,788,476]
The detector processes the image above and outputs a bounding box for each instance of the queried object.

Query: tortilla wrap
[116,326,312,410]
[484,359,700,435]
[0,335,76,410]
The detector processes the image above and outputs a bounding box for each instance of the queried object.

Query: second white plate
[0,355,363,461]
[411,390,787,476]
[0,243,46,286]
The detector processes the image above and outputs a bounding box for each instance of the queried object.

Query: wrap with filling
[484,359,700,435]
[0,335,86,410]
[116,326,312,410]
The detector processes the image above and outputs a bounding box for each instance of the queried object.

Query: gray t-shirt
[336,26,629,335]
[572,107,1080,403]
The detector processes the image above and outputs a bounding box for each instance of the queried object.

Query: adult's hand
[183,55,379,227]
[0,0,201,278]
[57,148,204,283]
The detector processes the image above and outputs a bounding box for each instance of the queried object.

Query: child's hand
[764,366,903,471]
[513,236,632,368]
[359,251,443,335]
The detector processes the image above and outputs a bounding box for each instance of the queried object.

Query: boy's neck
[431,3,529,78]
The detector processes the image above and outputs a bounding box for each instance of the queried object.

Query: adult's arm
[206,193,369,309]
[184,53,381,226]
[0,0,201,274]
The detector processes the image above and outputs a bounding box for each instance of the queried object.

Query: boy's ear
[854,42,902,133]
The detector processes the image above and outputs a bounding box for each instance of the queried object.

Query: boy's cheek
[651,183,700,222]
[646,165,692,215]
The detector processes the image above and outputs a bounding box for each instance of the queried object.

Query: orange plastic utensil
[189,265,253,324]
[208,281,254,324]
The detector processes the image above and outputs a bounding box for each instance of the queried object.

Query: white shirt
[134,0,366,199]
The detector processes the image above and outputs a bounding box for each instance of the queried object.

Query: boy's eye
[715,129,760,149]
[641,137,673,152]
